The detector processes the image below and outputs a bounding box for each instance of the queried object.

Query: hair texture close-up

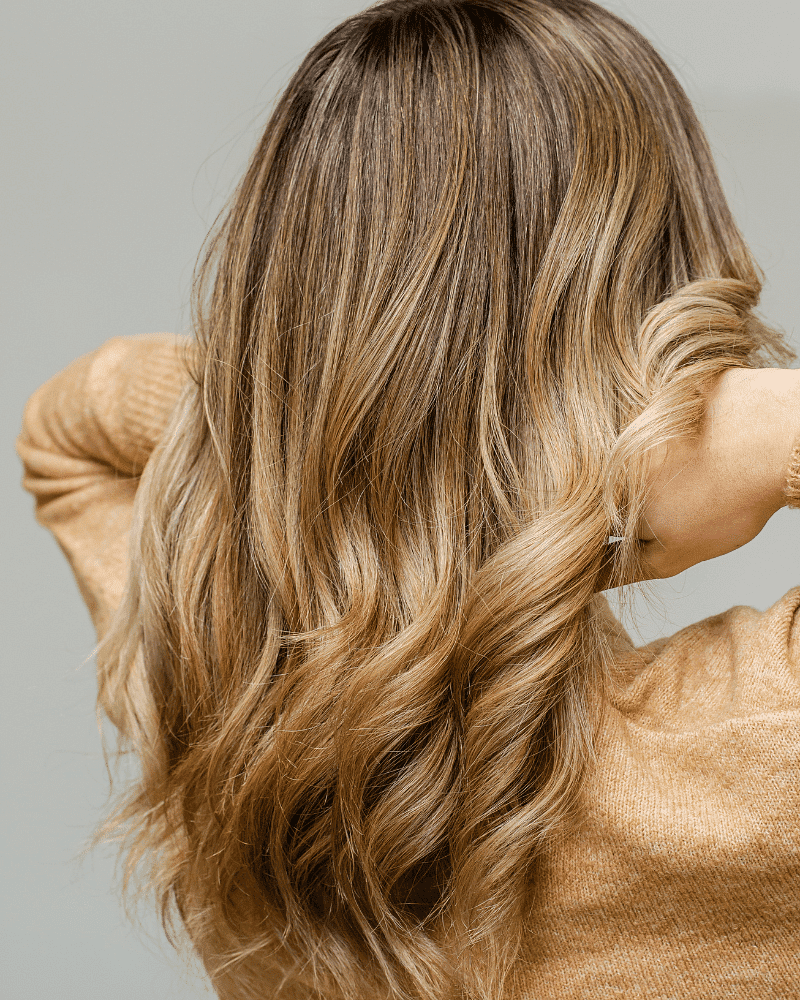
[89,1,795,998]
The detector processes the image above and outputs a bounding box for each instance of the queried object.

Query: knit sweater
[15,333,800,999]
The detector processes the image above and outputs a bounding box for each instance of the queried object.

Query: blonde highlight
[90,2,795,998]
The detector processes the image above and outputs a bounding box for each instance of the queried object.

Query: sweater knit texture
[15,334,800,999]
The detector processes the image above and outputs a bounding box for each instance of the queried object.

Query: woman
[15,1,800,997]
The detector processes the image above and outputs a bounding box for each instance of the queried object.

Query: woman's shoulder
[599,585,800,732]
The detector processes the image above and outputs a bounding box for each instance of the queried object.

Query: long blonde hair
[90,1,794,997]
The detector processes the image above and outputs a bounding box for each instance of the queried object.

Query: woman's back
[13,1,800,997]
[16,334,800,997]
[514,588,800,997]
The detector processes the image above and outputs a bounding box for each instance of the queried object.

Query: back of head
[92,3,795,999]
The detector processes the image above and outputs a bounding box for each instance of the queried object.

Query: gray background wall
[3,1,799,996]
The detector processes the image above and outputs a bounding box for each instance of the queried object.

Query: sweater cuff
[783,435,800,509]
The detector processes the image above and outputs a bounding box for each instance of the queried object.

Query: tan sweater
[15,333,800,999]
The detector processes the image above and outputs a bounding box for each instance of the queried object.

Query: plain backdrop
[3,1,800,996]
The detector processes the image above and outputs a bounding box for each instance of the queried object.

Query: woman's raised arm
[15,333,193,637]
[604,367,800,589]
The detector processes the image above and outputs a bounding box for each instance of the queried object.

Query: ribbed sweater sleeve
[15,333,193,638]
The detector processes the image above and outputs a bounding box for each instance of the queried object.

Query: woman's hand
[599,367,800,590]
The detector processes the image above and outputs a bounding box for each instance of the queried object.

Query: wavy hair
[90,1,795,998]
